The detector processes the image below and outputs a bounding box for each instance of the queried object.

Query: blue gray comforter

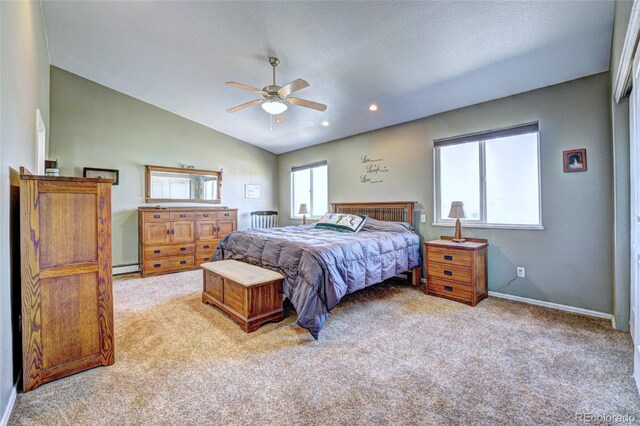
[213,219,420,338]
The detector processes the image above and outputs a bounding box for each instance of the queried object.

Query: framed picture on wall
[563,149,587,173]
[83,167,119,185]
[244,184,261,199]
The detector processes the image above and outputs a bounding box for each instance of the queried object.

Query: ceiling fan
[225,57,327,123]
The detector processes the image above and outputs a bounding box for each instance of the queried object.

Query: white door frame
[630,51,640,393]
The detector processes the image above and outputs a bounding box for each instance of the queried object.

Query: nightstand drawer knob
[180,260,187,265]
[444,285,453,291]
[444,255,453,261]
[154,263,161,268]
[444,270,453,276]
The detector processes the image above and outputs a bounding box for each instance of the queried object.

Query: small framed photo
[244,184,261,199]
[563,149,587,173]
[83,167,119,185]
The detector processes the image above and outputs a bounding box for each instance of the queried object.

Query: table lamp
[448,201,466,243]
[298,203,308,225]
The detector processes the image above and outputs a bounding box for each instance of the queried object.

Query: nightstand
[424,237,488,306]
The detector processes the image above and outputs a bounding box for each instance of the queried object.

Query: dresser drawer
[195,211,217,220]
[218,210,237,219]
[144,244,195,259]
[170,211,194,221]
[144,256,194,272]
[143,211,170,222]
[427,246,472,267]
[197,240,220,253]
[426,261,472,284]
[428,278,472,302]
[196,254,214,265]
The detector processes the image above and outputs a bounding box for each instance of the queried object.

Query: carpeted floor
[9,271,640,425]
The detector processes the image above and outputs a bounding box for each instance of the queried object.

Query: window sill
[432,222,544,231]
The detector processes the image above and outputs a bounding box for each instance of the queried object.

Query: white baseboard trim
[1,382,17,426]
[113,264,139,275]
[488,291,612,320]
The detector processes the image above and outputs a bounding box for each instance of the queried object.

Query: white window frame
[433,123,543,230]
[290,160,328,220]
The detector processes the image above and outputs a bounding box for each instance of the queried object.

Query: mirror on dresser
[145,165,222,204]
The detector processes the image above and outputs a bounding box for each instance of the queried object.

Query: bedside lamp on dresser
[448,201,466,243]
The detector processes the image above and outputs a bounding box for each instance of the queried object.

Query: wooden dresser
[20,173,115,392]
[424,237,488,306]
[138,206,237,277]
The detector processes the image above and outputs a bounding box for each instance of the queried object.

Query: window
[291,161,328,218]
[434,123,541,229]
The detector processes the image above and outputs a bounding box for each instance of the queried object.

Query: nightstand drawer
[427,247,472,267]
[426,261,472,284]
[428,278,472,302]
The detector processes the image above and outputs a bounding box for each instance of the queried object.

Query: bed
[213,201,421,338]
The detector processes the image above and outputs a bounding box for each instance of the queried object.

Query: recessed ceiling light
[369,104,378,111]
[321,121,330,127]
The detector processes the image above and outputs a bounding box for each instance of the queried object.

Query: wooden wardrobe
[20,172,115,392]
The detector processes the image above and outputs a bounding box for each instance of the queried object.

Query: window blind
[434,122,539,148]
[291,160,328,172]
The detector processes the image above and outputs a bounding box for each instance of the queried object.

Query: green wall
[0,0,51,414]
[278,72,614,315]
[49,67,278,268]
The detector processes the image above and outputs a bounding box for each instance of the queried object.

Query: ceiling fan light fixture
[261,101,288,115]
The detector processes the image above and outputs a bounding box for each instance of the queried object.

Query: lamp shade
[448,201,466,219]
[298,203,309,215]
[261,101,288,115]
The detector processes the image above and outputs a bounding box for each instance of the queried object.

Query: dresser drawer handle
[154,214,161,219]
[444,270,453,276]
[203,245,210,249]
[166,229,170,235]
[444,285,453,291]
[154,263,161,268]
[154,249,161,254]
[203,214,209,217]
[180,247,187,251]
[180,260,187,265]
[224,213,230,216]
[444,255,453,261]
[180,214,187,218]
[204,257,210,261]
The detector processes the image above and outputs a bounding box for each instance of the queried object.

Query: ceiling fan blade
[278,79,309,97]
[225,81,265,94]
[274,113,286,123]
[226,99,261,113]
[288,97,327,112]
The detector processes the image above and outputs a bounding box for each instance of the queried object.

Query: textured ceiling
[41,1,614,154]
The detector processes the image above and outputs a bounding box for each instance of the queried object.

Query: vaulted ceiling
[41,1,614,154]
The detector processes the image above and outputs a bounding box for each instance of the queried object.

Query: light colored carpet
[9,271,640,425]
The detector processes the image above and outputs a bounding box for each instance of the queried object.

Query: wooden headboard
[330,201,416,226]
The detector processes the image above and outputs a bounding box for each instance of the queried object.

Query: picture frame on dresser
[83,167,119,185]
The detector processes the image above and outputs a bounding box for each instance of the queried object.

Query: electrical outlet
[517,266,526,278]
[420,214,427,223]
